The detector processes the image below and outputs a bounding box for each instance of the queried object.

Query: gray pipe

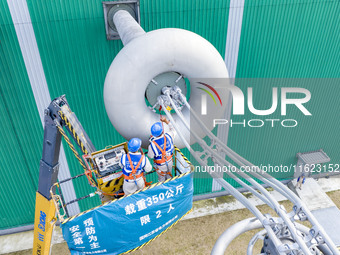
[211,217,263,255]
[167,93,312,254]
[113,10,145,45]
[166,93,274,207]
[178,92,339,254]
[160,99,285,250]
[212,218,332,255]
[247,229,267,255]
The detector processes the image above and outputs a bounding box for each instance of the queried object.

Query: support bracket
[102,0,141,40]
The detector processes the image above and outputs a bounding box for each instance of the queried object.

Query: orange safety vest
[124,153,145,181]
[152,136,173,165]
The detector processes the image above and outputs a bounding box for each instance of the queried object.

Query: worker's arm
[167,122,176,141]
[143,156,153,172]
[160,116,176,140]
[119,154,125,169]
[147,144,155,159]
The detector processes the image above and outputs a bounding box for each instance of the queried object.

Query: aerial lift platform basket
[32,95,194,255]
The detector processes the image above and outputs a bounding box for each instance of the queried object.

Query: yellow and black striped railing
[62,168,193,224]
[55,120,87,172]
[59,110,88,155]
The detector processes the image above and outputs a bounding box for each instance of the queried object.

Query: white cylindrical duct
[113,10,145,46]
[104,14,229,148]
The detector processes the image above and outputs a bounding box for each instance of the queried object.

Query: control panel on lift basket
[92,145,126,177]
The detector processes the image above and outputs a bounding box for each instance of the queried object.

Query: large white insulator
[104,10,229,148]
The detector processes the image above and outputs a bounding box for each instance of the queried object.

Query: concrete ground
[3,177,340,255]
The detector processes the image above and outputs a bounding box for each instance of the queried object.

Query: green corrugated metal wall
[237,0,339,78]
[0,1,43,229]
[228,0,339,180]
[0,0,339,230]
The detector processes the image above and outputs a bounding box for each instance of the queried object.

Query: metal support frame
[33,96,98,254]
[33,105,63,254]
[157,86,339,255]
[38,120,61,199]
[211,217,331,255]
[211,217,263,254]
[37,95,96,199]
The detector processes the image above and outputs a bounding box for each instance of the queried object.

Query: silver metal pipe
[167,92,318,254]
[263,177,339,254]
[166,93,274,208]
[160,100,261,218]
[179,92,295,200]
[214,218,329,255]
[160,99,285,251]
[179,93,289,193]
[211,217,263,255]
[239,159,337,254]
[178,92,339,254]
[296,224,333,255]
[167,93,313,255]
[179,92,293,199]
[113,10,145,46]
[247,229,267,255]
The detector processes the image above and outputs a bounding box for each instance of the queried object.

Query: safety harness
[154,108,173,177]
[124,153,145,181]
[152,136,173,177]
[152,136,173,165]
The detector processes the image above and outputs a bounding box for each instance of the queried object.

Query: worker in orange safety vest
[147,116,176,182]
[120,138,152,195]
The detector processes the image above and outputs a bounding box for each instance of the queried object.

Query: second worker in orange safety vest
[148,116,176,182]
[120,138,152,195]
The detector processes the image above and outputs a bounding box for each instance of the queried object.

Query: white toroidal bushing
[104,10,229,148]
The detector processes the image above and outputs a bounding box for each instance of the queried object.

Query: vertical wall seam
[6,0,80,215]
[213,0,245,192]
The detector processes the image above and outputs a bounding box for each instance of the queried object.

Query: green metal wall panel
[26,0,126,211]
[228,0,340,180]
[237,0,339,78]
[0,1,43,229]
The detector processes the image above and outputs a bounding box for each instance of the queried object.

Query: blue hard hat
[128,138,142,152]
[151,122,163,137]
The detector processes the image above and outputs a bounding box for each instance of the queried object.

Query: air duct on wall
[103,4,229,148]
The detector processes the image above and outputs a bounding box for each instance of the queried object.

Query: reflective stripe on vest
[124,153,145,180]
[152,136,173,165]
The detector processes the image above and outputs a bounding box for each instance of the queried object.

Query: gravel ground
[6,190,340,255]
